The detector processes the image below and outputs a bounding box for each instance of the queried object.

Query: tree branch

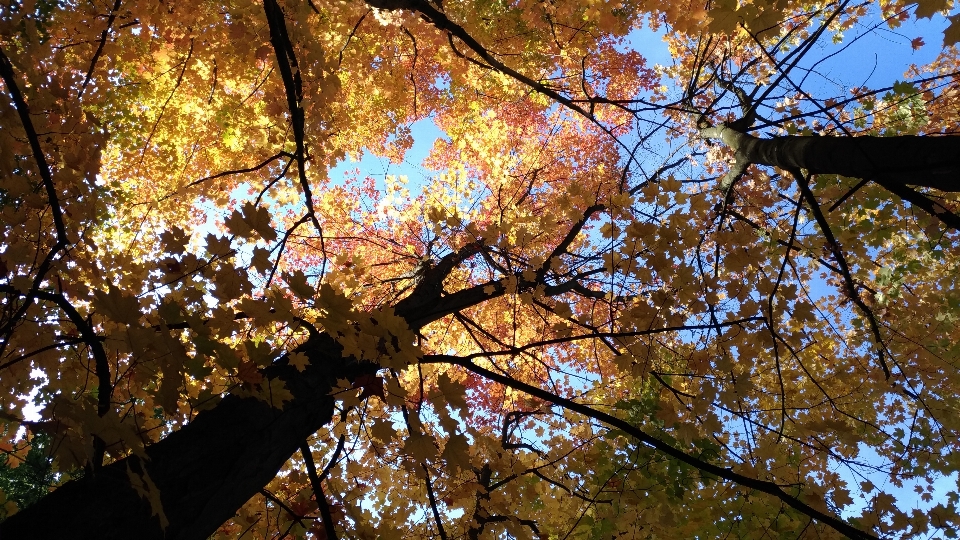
[431,355,879,540]
[300,440,339,540]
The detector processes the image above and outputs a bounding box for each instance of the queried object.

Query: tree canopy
[1,0,960,538]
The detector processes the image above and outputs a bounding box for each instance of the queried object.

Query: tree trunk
[0,249,481,540]
[0,334,363,540]
[702,126,960,191]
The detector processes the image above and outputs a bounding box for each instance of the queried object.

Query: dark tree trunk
[0,247,481,540]
[0,333,363,540]
[744,134,960,191]
[704,127,960,192]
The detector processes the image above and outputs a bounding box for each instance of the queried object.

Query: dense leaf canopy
[1,0,960,538]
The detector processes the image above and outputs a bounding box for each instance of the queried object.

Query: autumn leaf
[945,14,960,45]
[92,285,142,323]
[205,234,232,258]
[241,202,278,242]
[160,226,189,254]
[370,419,397,442]
[440,433,472,471]
[403,433,439,462]
[915,0,948,19]
[437,373,468,414]
[224,208,253,238]
[287,351,310,372]
[260,378,294,408]
[352,373,385,401]
[226,202,277,242]
[245,341,274,367]
[284,270,314,299]
[237,360,263,385]
[250,247,273,274]
[707,3,741,33]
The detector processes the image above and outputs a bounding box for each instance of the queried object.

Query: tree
[0,0,959,537]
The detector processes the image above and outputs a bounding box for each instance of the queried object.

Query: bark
[0,248,479,540]
[702,126,960,192]
[0,333,357,540]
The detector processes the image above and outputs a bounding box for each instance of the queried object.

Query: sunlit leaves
[225,202,278,242]
[1,0,959,538]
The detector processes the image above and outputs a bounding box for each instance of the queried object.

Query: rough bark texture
[704,127,960,191]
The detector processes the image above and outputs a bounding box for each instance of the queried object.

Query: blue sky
[320,13,959,530]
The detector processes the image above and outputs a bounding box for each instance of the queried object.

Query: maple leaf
[707,5,741,33]
[945,14,960,45]
[205,234,232,258]
[287,351,310,372]
[245,341,273,366]
[237,360,263,385]
[160,226,189,254]
[437,373,468,413]
[250,247,273,274]
[224,209,253,238]
[915,0,948,19]
[403,433,439,462]
[440,433,472,471]
[260,378,294,409]
[284,270,315,299]
[317,283,353,318]
[832,488,854,509]
[892,80,917,95]
[240,202,278,242]
[92,285,142,323]
[370,419,397,442]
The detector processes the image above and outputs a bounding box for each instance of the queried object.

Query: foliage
[0,432,55,518]
[1,0,960,538]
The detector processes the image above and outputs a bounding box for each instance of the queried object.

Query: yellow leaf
[437,373,468,414]
[440,433,472,471]
[92,285,142,323]
[260,378,294,409]
[403,432,439,462]
[370,419,397,442]
[704,0,741,34]
[287,351,310,372]
[317,283,354,323]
